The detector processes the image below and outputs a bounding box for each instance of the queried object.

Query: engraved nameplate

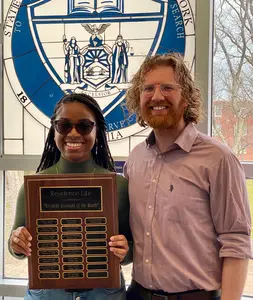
[86,233,107,240]
[62,234,82,240]
[86,225,106,232]
[63,265,84,271]
[39,273,60,279]
[61,226,82,232]
[62,249,83,256]
[87,264,108,270]
[37,234,58,241]
[61,218,82,225]
[86,256,108,263]
[39,265,60,272]
[86,241,107,247]
[40,187,102,212]
[87,272,108,278]
[63,272,84,279]
[86,249,107,255]
[62,242,83,248]
[38,242,59,248]
[38,250,59,256]
[37,219,58,225]
[85,217,107,224]
[37,227,58,233]
[39,258,59,264]
[63,257,83,263]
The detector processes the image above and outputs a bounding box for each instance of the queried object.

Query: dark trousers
[126,280,221,300]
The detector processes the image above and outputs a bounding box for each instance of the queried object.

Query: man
[123,53,252,300]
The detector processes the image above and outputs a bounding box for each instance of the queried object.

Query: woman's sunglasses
[53,119,96,136]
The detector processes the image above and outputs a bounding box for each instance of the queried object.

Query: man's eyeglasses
[53,119,96,136]
[141,83,181,97]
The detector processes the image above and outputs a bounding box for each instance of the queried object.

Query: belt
[135,281,221,300]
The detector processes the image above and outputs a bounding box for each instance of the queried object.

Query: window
[2,0,253,298]
[213,0,253,296]
[4,171,32,279]
[213,0,253,163]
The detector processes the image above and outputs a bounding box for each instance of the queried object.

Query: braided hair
[36,93,115,172]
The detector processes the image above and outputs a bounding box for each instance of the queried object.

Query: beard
[141,99,186,129]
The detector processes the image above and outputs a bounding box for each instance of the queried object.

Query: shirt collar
[146,123,198,153]
[175,123,198,152]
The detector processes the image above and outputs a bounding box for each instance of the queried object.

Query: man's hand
[109,235,129,262]
[10,226,32,256]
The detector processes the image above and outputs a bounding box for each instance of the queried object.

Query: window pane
[213,1,253,296]
[122,264,132,286]
[243,179,253,296]
[4,171,31,279]
[212,0,253,161]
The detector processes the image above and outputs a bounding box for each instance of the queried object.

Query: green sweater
[9,157,132,264]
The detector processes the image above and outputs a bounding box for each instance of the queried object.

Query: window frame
[4,1,253,298]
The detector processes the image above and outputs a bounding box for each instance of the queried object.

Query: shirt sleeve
[8,184,26,260]
[116,174,133,266]
[209,151,252,259]
[123,157,130,180]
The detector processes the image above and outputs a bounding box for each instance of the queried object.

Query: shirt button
[158,154,162,159]
[148,205,152,209]
[146,232,150,236]
[145,259,150,264]
[152,179,156,183]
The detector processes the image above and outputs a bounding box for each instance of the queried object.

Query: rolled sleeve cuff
[8,238,26,260]
[219,233,253,259]
[9,248,26,260]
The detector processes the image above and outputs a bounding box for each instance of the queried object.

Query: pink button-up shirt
[124,123,252,292]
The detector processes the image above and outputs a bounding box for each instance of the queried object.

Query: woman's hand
[10,226,32,256]
[109,234,129,262]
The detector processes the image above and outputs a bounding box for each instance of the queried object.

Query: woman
[9,93,132,300]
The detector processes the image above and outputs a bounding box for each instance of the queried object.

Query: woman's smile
[65,141,84,150]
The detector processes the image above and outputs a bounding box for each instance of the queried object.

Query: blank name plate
[25,173,119,290]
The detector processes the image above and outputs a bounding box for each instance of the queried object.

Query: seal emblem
[4,0,195,141]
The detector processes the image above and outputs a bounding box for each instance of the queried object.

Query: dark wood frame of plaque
[24,173,120,290]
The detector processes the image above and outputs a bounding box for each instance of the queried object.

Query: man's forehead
[143,66,176,82]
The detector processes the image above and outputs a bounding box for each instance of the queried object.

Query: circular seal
[4,0,195,141]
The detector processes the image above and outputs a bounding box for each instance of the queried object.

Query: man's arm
[221,257,248,300]
[209,150,252,297]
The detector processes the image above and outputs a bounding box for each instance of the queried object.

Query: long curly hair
[37,93,115,172]
[126,52,203,127]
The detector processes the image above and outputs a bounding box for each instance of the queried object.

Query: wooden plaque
[24,173,120,290]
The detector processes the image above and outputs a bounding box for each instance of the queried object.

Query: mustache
[147,101,172,108]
